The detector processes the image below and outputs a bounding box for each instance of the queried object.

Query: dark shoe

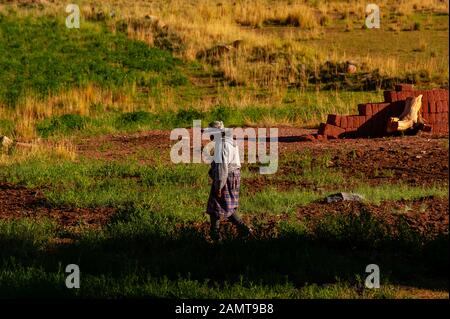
[210,230,223,244]
[237,224,254,240]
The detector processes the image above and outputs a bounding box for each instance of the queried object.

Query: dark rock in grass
[347,64,357,74]
[196,40,244,62]
[325,192,365,203]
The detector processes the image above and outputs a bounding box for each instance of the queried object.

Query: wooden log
[387,95,423,133]
[15,142,34,148]
[0,136,13,149]
[1,136,36,151]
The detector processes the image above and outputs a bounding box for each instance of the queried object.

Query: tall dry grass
[0,0,448,140]
[0,84,136,140]
[0,139,77,166]
[99,0,448,87]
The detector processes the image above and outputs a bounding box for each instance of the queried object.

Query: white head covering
[208,121,224,129]
[202,120,225,135]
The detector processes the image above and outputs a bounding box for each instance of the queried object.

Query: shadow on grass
[0,212,447,297]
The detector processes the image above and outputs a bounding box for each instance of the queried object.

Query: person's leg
[209,214,222,242]
[228,211,252,238]
[228,211,244,225]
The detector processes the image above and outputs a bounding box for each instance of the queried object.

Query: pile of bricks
[318,84,449,139]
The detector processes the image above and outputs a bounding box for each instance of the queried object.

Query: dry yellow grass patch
[0,84,136,140]
[0,0,447,139]
[0,139,77,165]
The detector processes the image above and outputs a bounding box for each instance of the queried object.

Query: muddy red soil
[76,129,172,164]
[3,179,447,242]
[246,130,449,191]
[1,175,447,245]
[182,197,449,241]
[76,128,448,174]
[296,197,449,239]
[0,183,114,230]
[1,128,448,233]
[76,127,448,190]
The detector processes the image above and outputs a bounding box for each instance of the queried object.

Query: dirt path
[1,130,448,297]
[76,127,449,158]
[182,197,448,241]
[0,182,115,231]
[76,128,449,187]
[1,128,448,230]
[1,179,447,240]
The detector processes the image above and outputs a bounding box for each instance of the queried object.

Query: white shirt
[213,136,241,190]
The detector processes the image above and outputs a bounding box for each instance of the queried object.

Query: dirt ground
[0,182,114,231]
[77,127,449,188]
[2,128,447,233]
[1,181,447,241]
[180,197,448,241]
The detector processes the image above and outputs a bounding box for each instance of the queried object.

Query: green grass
[31,89,384,138]
[0,10,448,142]
[37,114,90,138]
[0,6,448,299]
[0,218,56,259]
[0,208,446,298]
[0,263,400,298]
[0,151,448,298]
[0,13,187,107]
[0,118,14,136]
[287,151,344,186]
[0,12,391,139]
[355,184,448,205]
[1,155,447,217]
[0,157,209,221]
[240,188,321,215]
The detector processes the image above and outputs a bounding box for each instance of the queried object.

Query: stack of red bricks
[318,84,449,138]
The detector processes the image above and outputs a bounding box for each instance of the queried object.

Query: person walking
[204,121,253,243]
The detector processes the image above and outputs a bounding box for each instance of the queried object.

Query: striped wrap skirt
[206,169,241,218]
